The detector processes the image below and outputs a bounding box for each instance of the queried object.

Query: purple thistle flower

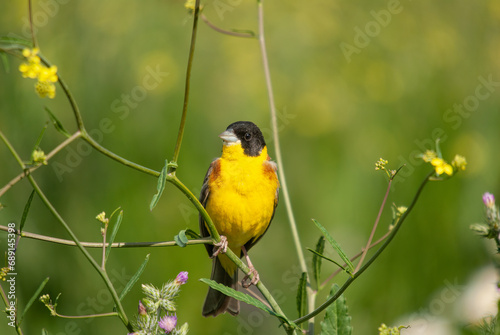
[483,192,495,209]
[159,314,177,334]
[175,271,188,285]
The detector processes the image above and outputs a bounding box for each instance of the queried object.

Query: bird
[199,121,279,317]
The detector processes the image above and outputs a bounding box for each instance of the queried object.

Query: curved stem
[201,14,256,38]
[26,175,133,331]
[0,131,81,198]
[171,0,201,167]
[81,132,159,177]
[293,171,433,325]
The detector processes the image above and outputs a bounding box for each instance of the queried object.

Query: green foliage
[120,254,150,301]
[320,284,352,335]
[296,272,307,318]
[44,107,70,138]
[312,236,325,289]
[312,219,354,275]
[19,190,35,233]
[150,159,168,210]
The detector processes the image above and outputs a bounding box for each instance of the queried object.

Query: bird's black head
[219,121,266,157]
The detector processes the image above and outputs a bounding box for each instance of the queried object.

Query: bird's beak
[219,129,239,144]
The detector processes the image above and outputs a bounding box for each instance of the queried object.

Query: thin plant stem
[50,311,118,319]
[256,0,306,274]
[26,175,133,331]
[81,132,159,176]
[0,225,212,248]
[171,0,201,168]
[293,171,433,325]
[354,177,393,273]
[27,0,36,48]
[201,14,255,38]
[0,131,81,197]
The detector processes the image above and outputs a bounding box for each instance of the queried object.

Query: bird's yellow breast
[205,143,279,254]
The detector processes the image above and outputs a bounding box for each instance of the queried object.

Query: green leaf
[0,51,9,73]
[174,230,189,247]
[307,248,350,274]
[312,219,354,275]
[45,107,71,138]
[320,284,352,335]
[41,329,49,335]
[313,236,325,289]
[200,278,286,320]
[296,272,308,318]
[0,36,32,49]
[18,277,50,325]
[32,123,48,153]
[150,160,168,211]
[119,254,150,301]
[105,209,123,263]
[20,190,35,233]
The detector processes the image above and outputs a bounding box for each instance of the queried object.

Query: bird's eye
[244,132,252,141]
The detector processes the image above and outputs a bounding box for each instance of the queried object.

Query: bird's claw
[241,267,259,288]
[210,235,228,259]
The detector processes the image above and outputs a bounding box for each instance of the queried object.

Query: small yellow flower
[431,157,453,176]
[421,150,437,162]
[96,211,109,224]
[451,154,467,171]
[396,206,407,216]
[32,148,48,165]
[19,48,58,99]
[185,0,196,11]
[375,158,388,170]
[0,267,10,281]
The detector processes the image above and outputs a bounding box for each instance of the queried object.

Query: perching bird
[199,121,279,317]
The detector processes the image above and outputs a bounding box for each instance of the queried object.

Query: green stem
[0,130,26,169]
[81,132,159,176]
[201,14,256,38]
[171,0,201,168]
[51,311,118,319]
[0,131,81,198]
[293,171,433,325]
[354,176,393,273]
[26,175,133,332]
[0,225,212,248]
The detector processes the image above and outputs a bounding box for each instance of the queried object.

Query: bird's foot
[241,267,259,288]
[210,235,228,259]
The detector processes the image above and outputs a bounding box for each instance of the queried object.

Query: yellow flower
[421,150,437,162]
[32,148,48,165]
[451,154,467,171]
[431,157,453,176]
[375,158,388,170]
[185,0,196,11]
[96,211,109,224]
[19,48,58,99]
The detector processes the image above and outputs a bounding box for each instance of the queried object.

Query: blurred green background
[1,0,500,334]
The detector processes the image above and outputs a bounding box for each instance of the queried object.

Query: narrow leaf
[0,36,32,48]
[296,272,308,318]
[119,254,150,301]
[200,278,286,320]
[20,190,35,233]
[45,107,71,138]
[18,277,50,325]
[174,230,189,247]
[42,329,49,335]
[150,160,168,211]
[0,51,9,72]
[313,236,325,289]
[307,248,349,274]
[32,124,48,153]
[105,209,123,262]
[312,219,354,275]
[320,284,352,335]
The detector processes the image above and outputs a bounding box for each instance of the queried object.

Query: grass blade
[18,277,50,325]
[105,209,123,263]
[150,160,167,211]
[313,236,325,289]
[312,219,354,275]
[119,254,150,301]
[20,190,35,233]
[296,272,308,318]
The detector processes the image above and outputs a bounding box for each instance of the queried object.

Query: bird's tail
[202,255,239,317]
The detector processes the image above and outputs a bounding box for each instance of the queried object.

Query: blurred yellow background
[1,0,499,334]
